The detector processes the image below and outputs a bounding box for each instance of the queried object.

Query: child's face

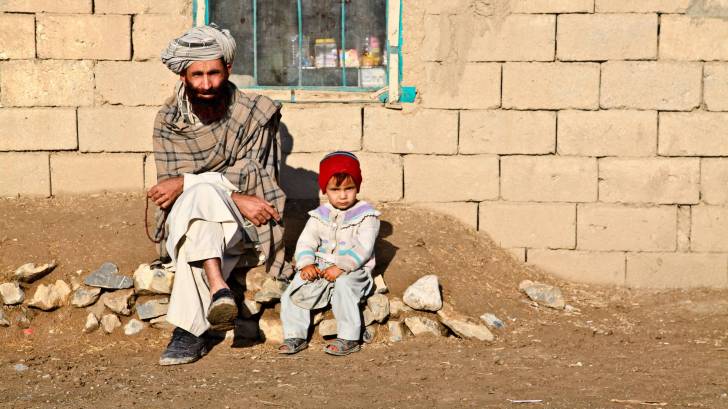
[325,176,358,210]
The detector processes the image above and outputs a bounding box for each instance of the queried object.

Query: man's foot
[324,338,361,356]
[207,288,238,331]
[159,328,211,366]
[278,338,308,355]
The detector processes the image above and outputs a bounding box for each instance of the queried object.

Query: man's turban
[161,23,237,75]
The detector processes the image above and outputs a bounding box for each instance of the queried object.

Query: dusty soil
[1,194,727,408]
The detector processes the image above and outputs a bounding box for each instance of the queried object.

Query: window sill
[241,87,387,104]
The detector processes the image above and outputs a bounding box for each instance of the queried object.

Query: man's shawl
[152,81,292,279]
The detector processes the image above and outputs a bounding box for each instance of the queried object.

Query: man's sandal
[278,338,308,355]
[207,288,238,332]
[324,338,361,356]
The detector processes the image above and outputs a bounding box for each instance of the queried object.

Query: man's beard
[185,83,226,106]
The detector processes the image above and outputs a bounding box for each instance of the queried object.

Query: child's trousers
[281,269,372,341]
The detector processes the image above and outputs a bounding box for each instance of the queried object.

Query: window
[200,0,398,95]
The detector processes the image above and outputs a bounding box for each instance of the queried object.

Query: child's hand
[322,266,344,282]
[300,265,320,281]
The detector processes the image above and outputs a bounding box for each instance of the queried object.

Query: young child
[279,151,380,356]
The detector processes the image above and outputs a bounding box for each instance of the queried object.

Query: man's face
[181,59,231,104]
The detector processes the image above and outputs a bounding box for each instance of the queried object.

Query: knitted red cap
[318,151,362,193]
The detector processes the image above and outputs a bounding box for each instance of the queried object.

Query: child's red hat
[318,151,362,193]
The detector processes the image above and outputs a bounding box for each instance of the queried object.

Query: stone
[436,303,494,342]
[240,299,261,319]
[70,286,101,308]
[16,308,32,328]
[362,325,376,344]
[389,298,413,319]
[136,298,169,320]
[366,294,390,323]
[84,262,133,290]
[318,319,338,338]
[363,307,376,326]
[313,311,326,325]
[403,275,443,312]
[133,263,174,295]
[28,280,71,311]
[0,282,24,305]
[83,313,99,333]
[0,310,9,327]
[519,280,566,310]
[372,274,388,294]
[101,289,134,316]
[14,364,29,372]
[404,316,448,337]
[480,313,505,329]
[254,278,288,303]
[14,261,56,283]
[244,266,267,292]
[86,301,107,320]
[150,315,174,331]
[101,314,121,334]
[388,320,407,342]
[123,319,145,336]
[70,276,82,291]
[258,310,283,344]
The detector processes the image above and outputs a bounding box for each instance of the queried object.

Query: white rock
[0,309,9,327]
[318,319,337,337]
[101,314,121,334]
[254,278,288,303]
[403,275,443,312]
[0,282,24,305]
[28,280,71,311]
[71,286,101,308]
[244,267,267,292]
[136,298,169,320]
[258,310,283,344]
[404,316,447,337]
[366,294,390,323]
[363,307,376,326]
[133,264,174,295]
[14,261,56,283]
[83,313,99,333]
[101,289,134,316]
[480,313,505,329]
[150,315,175,331]
[123,319,145,336]
[519,280,565,310]
[84,262,133,289]
[373,274,388,294]
[388,320,407,342]
[437,303,494,342]
[389,297,412,319]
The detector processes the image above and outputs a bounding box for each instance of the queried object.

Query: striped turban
[160,23,236,75]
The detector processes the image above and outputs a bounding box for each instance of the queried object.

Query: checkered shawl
[153,81,292,279]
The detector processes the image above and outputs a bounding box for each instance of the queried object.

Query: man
[149,24,292,366]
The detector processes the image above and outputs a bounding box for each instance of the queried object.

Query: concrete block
[0,60,94,107]
[0,0,91,13]
[601,61,702,111]
[0,14,35,59]
[677,205,691,252]
[598,158,700,205]
[420,63,500,110]
[95,0,189,14]
[51,154,144,194]
[595,0,689,12]
[692,206,728,252]
[704,63,728,111]
[459,110,555,154]
[37,15,130,60]
[528,249,626,286]
[701,159,728,205]
[415,202,478,229]
[280,153,321,200]
[419,14,451,62]
[363,107,458,154]
[133,14,191,61]
[479,202,576,249]
[96,61,178,106]
[626,253,728,288]
[577,204,677,251]
[0,108,77,151]
[503,62,600,110]
[659,112,728,156]
[78,106,158,152]
[557,110,656,157]
[281,105,361,153]
[501,156,597,202]
[404,155,498,202]
[0,153,50,197]
[144,154,157,189]
[557,14,657,61]
[661,16,728,61]
[510,0,594,13]
[468,14,555,62]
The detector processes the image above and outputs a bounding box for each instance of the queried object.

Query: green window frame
[192,0,409,104]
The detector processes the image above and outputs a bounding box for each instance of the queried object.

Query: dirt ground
[1,194,727,408]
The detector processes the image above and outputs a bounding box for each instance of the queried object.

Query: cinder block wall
[2,0,728,288]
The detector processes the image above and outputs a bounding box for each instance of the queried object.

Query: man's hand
[147,176,184,210]
[231,193,281,226]
[299,264,320,281]
[322,265,344,282]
